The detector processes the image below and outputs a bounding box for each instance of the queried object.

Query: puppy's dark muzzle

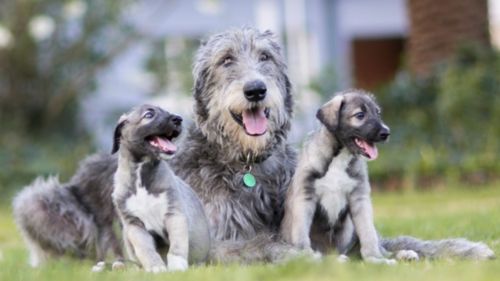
[243,80,267,102]
[170,114,182,127]
[154,114,183,138]
[377,126,390,142]
[166,114,183,136]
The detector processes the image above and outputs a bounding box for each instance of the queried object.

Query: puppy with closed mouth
[111,105,210,272]
[282,89,495,263]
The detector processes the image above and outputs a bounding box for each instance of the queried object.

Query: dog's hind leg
[108,228,126,270]
[13,177,97,266]
[21,230,50,267]
[92,225,125,272]
[281,180,318,250]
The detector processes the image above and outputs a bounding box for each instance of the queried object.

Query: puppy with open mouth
[111,105,210,272]
[281,89,402,264]
[281,89,495,263]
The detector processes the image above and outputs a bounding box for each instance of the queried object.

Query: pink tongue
[242,108,268,135]
[355,139,378,160]
[150,136,176,154]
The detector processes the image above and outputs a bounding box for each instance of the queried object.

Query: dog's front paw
[146,265,167,273]
[167,254,188,272]
[300,248,322,261]
[364,256,397,265]
[111,260,126,270]
[91,261,107,272]
[395,250,419,262]
[337,254,350,263]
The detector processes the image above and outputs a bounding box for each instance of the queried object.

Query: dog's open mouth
[146,130,180,155]
[230,107,270,136]
[354,138,378,160]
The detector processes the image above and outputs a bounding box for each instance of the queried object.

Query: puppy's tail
[209,233,305,264]
[381,236,495,260]
[12,176,97,267]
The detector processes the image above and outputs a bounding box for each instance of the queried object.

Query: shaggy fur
[12,154,124,269]
[281,90,495,261]
[111,105,210,272]
[171,27,297,263]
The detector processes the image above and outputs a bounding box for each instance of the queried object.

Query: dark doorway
[352,37,406,90]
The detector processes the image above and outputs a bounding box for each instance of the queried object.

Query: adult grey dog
[281,90,495,261]
[111,105,210,272]
[171,27,297,263]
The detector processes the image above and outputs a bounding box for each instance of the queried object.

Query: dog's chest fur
[314,149,364,225]
[114,162,170,237]
[172,129,296,240]
[126,187,169,235]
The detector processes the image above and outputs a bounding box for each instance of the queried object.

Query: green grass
[0,183,499,281]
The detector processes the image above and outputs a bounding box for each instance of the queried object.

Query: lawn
[0,183,499,281]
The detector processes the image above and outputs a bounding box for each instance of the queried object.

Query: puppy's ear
[316,94,344,132]
[111,114,127,154]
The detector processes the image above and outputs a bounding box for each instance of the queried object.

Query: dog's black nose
[170,115,183,126]
[378,128,390,141]
[243,80,267,102]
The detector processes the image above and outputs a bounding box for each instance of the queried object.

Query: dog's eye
[222,55,234,67]
[259,52,270,62]
[143,111,155,119]
[354,112,365,120]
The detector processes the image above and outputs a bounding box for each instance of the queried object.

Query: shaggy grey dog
[282,90,495,261]
[171,27,297,263]
[12,154,124,269]
[111,105,210,272]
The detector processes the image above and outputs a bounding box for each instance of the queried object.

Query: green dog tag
[243,173,256,188]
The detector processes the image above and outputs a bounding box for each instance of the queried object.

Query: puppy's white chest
[125,188,168,235]
[314,150,358,224]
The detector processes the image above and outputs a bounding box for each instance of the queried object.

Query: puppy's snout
[170,115,183,127]
[243,80,267,102]
[378,126,390,141]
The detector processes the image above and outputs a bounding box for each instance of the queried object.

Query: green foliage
[0,0,135,136]
[372,45,500,186]
[1,183,499,281]
[0,132,94,203]
[145,38,198,96]
[308,64,338,99]
[0,1,136,196]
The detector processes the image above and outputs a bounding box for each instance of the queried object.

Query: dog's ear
[316,94,344,132]
[111,114,128,154]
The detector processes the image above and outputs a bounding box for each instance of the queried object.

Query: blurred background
[0,0,499,201]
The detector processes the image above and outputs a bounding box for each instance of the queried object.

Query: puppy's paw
[111,260,126,271]
[146,265,167,273]
[301,248,323,261]
[167,254,188,272]
[395,250,419,262]
[91,261,107,272]
[365,257,397,265]
[337,254,350,263]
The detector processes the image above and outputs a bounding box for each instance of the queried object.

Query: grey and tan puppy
[111,105,210,272]
[282,90,495,262]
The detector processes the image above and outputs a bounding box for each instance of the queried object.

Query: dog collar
[239,151,271,164]
[240,152,270,189]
